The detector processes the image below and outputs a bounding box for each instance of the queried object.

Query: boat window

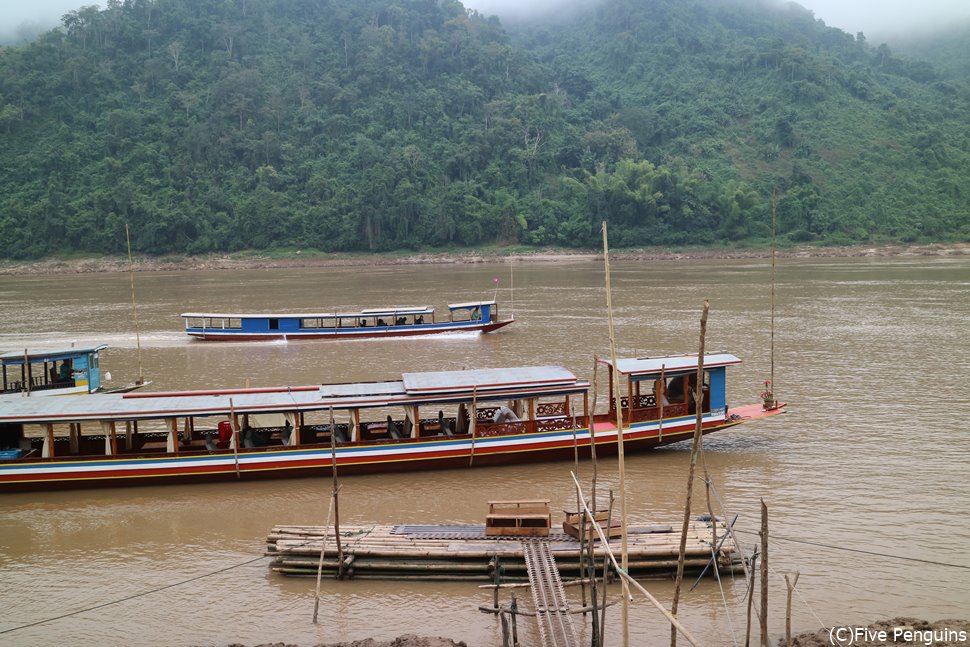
[269,318,279,330]
[227,318,242,329]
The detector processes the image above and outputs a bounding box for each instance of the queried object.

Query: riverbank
[790,618,970,646]
[232,636,466,647]
[2,243,968,276]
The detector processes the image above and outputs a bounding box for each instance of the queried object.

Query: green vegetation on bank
[0,0,968,259]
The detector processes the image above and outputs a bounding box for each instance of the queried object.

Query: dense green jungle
[1,0,969,259]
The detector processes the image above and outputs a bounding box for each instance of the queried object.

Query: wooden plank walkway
[524,540,578,647]
[266,520,736,580]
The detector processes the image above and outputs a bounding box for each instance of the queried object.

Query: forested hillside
[0,0,968,259]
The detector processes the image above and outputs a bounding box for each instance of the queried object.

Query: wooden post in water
[601,221,629,647]
[586,505,600,647]
[760,499,769,647]
[671,299,710,647]
[571,398,587,614]
[745,549,759,647]
[330,406,344,579]
[509,593,520,647]
[23,349,30,395]
[312,487,335,624]
[599,489,616,647]
[785,571,800,647]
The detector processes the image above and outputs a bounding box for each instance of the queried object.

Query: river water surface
[1,256,968,647]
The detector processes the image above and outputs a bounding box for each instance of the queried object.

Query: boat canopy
[402,366,578,396]
[0,344,108,365]
[602,353,741,380]
[181,308,434,319]
[448,300,496,311]
[0,366,590,425]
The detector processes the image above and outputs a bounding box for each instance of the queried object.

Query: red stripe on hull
[0,404,785,492]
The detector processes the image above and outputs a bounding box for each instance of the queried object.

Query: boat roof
[181,307,435,319]
[603,353,741,379]
[0,344,108,364]
[447,300,496,310]
[0,366,589,425]
[403,366,578,396]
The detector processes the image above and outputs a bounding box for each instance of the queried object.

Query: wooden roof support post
[167,418,178,455]
[70,423,81,454]
[229,398,240,479]
[469,387,477,466]
[44,424,54,458]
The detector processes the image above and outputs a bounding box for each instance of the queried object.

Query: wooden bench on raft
[485,499,552,537]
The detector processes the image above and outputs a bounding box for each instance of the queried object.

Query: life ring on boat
[218,420,233,443]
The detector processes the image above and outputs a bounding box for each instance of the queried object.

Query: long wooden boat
[0,345,148,397]
[181,300,513,341]
[0,353,785,492]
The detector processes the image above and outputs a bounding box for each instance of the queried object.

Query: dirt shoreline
[2,243,968,276]
[224,618,970,647]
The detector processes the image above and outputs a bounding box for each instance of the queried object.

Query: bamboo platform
[266,520,737,581]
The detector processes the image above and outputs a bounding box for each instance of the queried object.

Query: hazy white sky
[3,0,970,42]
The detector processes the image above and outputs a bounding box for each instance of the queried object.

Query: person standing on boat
[58,360,73,383]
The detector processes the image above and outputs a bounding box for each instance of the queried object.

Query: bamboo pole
[569,472,704,647]
[671,300,710,647]
[760,499,769,647]
[745,549,759,647]
[571,398,587,614]
[311,488,335,624]
[785,571,800,647]
[330,406,344,579]
[24,349,30,395]
[125,223,144,385]
[601,221,630,647]
[771,189,777,401]
[658,364,665,441]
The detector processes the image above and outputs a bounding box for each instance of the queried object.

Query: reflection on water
[1,256,969,646]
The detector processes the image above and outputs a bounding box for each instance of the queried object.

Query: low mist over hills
[0,0,968,258]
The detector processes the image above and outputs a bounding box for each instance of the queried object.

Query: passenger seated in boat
[493,406,519,424]
[438,410,453,435]
[667,376,686,402]
[205,433,218,451]
[395,317,406,326]
[472,307,481,321]
[377,318,387,327]
[388,415,403,439]
[59,361,72,382]
[242,426,270,448]
[359,318,367,327]
[415,315,424,324]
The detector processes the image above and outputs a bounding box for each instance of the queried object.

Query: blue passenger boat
[180,300,513,341]
[0,345,146,396]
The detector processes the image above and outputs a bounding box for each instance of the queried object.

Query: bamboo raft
[266,519,737,581]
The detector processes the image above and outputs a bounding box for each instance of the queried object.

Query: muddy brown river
[1,256,968,646]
